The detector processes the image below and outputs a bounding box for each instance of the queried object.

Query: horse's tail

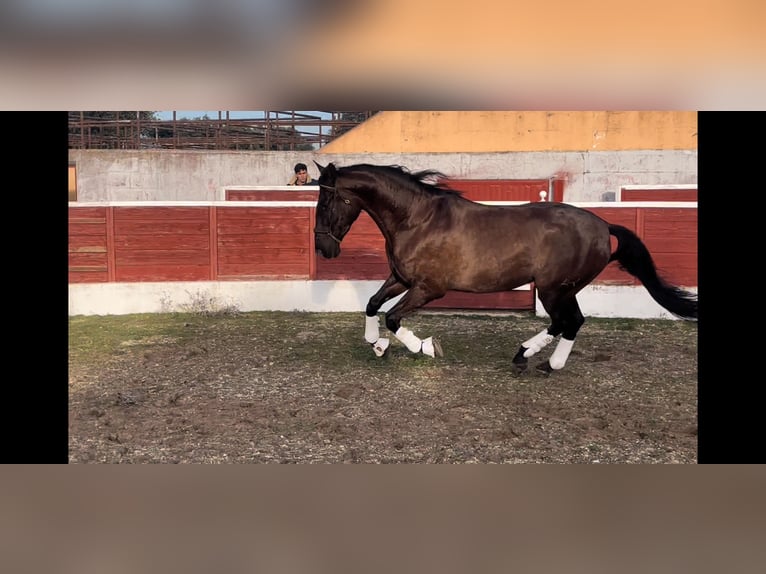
[608,224,697,320]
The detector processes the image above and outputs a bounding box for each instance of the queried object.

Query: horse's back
[462,200,609,241]
[421,199,612,292]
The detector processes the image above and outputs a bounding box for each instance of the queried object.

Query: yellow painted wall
[319,111,697,153]
[68,164,77,201]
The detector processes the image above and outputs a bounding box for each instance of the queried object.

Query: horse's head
[313,161,362,259]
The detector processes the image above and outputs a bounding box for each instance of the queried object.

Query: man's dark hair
[294,163,308,173]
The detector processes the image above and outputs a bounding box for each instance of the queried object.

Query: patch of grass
[69,311,696,374]
[69,313,201,366]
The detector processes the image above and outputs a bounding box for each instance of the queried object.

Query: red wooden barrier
[69,198,697,310]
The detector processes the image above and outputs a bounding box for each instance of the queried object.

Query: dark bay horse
[313,162,697,372]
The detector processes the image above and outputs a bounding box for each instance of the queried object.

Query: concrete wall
[70,149,697,203]
[68,279,694,320]
[69,111,696,203]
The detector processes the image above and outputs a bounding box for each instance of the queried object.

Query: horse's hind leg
[365,274,408,356]
[513,290,584,373]
[384,285,444,357]
[535,295,585,373]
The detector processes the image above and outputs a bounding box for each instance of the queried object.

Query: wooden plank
[217,207,308,220]
[653,256,697,287]
[217,249,310,265]
[218,221,310,235]
[584,207,639,231]
[115,265,211,282]
[217,263,310,277]
[209,206,217,280]
[622,188,697,201]
[113,207,209,221]
[69,253,108,266]
[115,249,211,265]
[308,206,317,279]
[315,264,391,280]
[69,236,107,252]
[226,190,318,201]
[445,179,550,202]
[69,222,108,236]
[113,221,210,234]
[218,237,310,250]
[114,235,210,249]
[106,207,116,282]
[69,206,107,220]
[69,271,108,283]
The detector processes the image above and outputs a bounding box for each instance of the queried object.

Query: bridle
[315,183,350,245]
[314,228,343,244]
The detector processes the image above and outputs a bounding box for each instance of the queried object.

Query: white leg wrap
[522,329,555,358]
[365,315,380,343]
[395,327,423,353]
[421,337,437,358]
[372,338,389,357]
[549,337,575,370]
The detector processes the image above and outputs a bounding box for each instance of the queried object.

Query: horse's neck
[359,186,418,233]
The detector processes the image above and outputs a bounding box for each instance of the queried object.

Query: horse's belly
[451,266,532,293]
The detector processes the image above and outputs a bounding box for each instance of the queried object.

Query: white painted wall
[68,280,695,320]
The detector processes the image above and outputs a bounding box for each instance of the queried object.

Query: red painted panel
[226,189,318,201]
[596,261,638,285]
[69,207,108,280]
[68,202,696,312]
[116,249,211,265]
[219,220,309,235]
[217,265,309,279]
[585,207,638,231]
[218,206,308,220]
[116,265,211,282]
[218,248,310,265]
[69,252,107,266]
[114,221,210,235]
[114,234,210,250]
[621,188,697,201]
[113,207,209,221]
[315,262,390,280]
[445,180,550,202]
[69,235,107,252]
[69,206,106,220]
[69,222,108,236]
[69,271,108,283]
[218,235,310,249]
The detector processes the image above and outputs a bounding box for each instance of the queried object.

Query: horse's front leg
[384,285,444,358]
[365,274,408,357]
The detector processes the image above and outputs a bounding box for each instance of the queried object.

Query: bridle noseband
[315,183,351,244]
[314,229,343,244]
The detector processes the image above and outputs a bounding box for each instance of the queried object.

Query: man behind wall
[288,162,318,185]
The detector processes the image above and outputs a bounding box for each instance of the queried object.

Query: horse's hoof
[372,338,389,357]
[535,361,554,374]
[421,337,443,358]
[512,361,528,374]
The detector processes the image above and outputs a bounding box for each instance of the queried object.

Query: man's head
[294,163,309,185]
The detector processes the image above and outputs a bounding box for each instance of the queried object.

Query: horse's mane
[342,163,463,198]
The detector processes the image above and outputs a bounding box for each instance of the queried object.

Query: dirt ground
[68,311,698,463]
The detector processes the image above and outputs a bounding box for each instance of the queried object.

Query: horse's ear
[314,160,328,173]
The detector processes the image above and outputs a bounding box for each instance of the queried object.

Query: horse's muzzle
[314,230,342,258]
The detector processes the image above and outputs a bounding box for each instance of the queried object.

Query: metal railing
[68,111,376,151]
